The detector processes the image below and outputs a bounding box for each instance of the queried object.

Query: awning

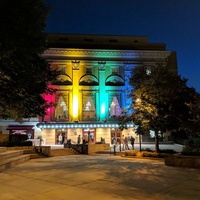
[6,125,34,130]
[36,122,134,129]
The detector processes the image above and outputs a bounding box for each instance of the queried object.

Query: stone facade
[0,34,177,145]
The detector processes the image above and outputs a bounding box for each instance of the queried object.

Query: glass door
[111,129,122,144]
[83,128,96,144]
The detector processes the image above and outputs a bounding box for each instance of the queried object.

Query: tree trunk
[139,134,142,152]
[155,131,159,153]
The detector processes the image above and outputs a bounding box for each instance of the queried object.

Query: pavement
[0,144,200,200]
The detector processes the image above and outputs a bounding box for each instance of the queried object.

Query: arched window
[82,95,96,120]
[109,96,121,118]
[55,96,69,121]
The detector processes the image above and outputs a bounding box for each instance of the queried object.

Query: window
[82,94,96,120]
[55,95,69,121]
[109,96,121,118]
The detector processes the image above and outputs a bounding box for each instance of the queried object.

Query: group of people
[122,135,135,150]
[71,134,135,150]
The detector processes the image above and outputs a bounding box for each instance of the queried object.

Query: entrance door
[83,128,96,144]
[55,129,67,144]
[111,129,122,144]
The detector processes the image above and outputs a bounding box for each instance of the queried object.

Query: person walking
[130,136,135,149]
[77,135,81,144]
[124,136,129,150]
[58,134,63,144]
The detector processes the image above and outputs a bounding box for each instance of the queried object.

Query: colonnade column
[98,61,107,122]
[72,61,80,121]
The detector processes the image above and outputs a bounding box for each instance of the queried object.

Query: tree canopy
[0,0,57,122]
[118,64,200,152]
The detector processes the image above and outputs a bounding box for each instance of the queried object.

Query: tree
[0,0,57,122]
[118,64,200,153]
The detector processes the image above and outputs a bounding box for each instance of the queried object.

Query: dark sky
[44,0,200,92]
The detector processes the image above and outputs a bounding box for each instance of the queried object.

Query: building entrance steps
[0,150,31,172]
[51,148,79,157]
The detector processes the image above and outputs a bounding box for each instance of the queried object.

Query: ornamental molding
[98,61,106,70]
[71,60,80,70]
[44,48,171,59]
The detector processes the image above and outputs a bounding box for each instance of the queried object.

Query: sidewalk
[0,153,199,200]
[110,143,183,153]
[49,143,183,152]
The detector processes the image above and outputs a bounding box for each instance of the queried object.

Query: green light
[101,103,106,115]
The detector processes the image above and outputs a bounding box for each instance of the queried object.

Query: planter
[165,153,200,168]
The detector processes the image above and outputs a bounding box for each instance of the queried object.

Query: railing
[64,142,88,154]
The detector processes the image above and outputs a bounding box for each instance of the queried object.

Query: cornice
[43,48,171,59]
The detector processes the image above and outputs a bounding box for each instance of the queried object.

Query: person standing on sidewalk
[77,135,81,144]
[130,136,135,149]
[124,136,129,150]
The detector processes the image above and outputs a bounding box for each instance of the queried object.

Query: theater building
[0,34,177,145]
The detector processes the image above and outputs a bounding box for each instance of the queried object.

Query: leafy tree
[0,0,57,122]
[119,64,200,153]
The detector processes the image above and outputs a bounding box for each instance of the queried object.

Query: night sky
[44,0,200,92]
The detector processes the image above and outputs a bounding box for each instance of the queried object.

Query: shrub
[125,149,175,158]
[182,138,200,156]
[125,150,138,156]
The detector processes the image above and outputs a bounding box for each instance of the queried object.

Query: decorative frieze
[44,48,171,60]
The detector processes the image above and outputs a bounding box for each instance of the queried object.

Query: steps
[51,148,79,157]
[0,147,39,173]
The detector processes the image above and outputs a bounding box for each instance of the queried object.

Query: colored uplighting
[73,96,78,117]
[101,103,106,115]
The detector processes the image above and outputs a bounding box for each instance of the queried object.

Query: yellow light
[73,95,78,117]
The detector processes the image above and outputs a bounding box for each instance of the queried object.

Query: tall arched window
[109,96,121,118]
[55,96,69,121]
[82,95,96,120]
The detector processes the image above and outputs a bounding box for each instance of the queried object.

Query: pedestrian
[58,134,63,144]
[130,136,135,149]
[124,136,129,150]
[77,135,81,144]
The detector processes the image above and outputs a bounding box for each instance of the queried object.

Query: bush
[125,150,138,156]
[182,138,200,156]
[125,149,176,158]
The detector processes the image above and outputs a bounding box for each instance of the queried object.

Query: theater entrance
[55,129,67,144]
[111,129,122,144]
[83,128,96,144]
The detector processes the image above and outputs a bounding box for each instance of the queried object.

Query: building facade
[0,34,177,145]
